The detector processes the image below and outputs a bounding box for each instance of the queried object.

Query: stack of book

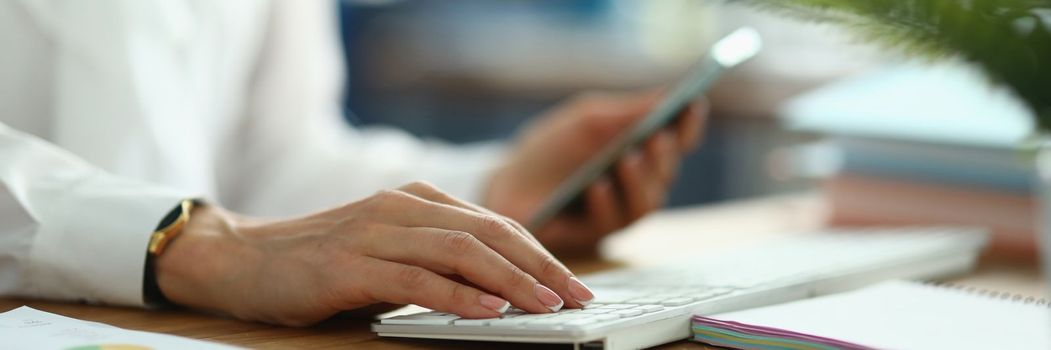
[779,62,1038,259]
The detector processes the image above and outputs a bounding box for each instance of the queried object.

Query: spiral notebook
[692,280,1050,350]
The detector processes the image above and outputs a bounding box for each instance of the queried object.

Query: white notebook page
[707,280,1050,350]
[0,306,240,350]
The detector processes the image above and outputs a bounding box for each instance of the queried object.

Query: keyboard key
[552,314,595,320]
[561,314,621,329]
[577,308,612,314]
[591,289,644,303]
[570,314,617,326]
[634,305,664,313]
[489,314,553,327]
[452,318,499,326]
[522,318,570,328]
[522,315,592,328]
[506,313,556,321]
[610,309,643,318]
[561,318,599,329]
[500,311,526,318]
[488,318,531,327]
[381,314,460,325]
[660,297,696,306]
[624,298,665,304]
[597,304,637,309]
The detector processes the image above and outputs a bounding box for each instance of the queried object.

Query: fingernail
[567,277,594,306]
[478,294,511,314]
[534,284,564,312]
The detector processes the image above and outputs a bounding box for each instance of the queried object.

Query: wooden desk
[2,194,1045,349]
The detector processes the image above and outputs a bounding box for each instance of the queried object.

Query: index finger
[396,183,595,309]
[355,258,508,319]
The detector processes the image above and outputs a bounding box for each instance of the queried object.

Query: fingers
[675,98,709,152]
[645,130,680,187]
[397,182,543,248]
[362,226,558,314]
[369,185,592,310]
[602,95,700,224]
[533,178,621,254]
[356,258,509,319]
[615,151,664,221]
[584,175,622,234]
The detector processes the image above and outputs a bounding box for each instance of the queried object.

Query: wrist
[155,204,255,315]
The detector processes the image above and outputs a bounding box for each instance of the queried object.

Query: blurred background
[336,0,889,207]
[336,0,1038,259]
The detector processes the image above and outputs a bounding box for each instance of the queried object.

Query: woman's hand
[485,90,707,256]
[154,182,594,326]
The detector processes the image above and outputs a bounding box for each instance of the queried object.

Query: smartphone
[527,27,763,229]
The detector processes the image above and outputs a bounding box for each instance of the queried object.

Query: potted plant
[729,0,1051,290]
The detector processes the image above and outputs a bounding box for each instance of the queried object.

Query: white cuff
[25,175,189,307]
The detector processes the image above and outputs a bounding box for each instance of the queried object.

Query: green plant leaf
[728,0,1051,131]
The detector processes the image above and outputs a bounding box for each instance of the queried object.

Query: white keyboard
[373,227,988,350]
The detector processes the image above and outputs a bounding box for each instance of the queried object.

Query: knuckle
[413,180,439,191]
[370,189,409,208]
[375,189,405,200]
[477,215,516,239]
[449,283,470,304]
[504,265,530,288]
[441,231,479,255]
[537,255,563,276]
[397,266,430,289]
[402,180,437,193]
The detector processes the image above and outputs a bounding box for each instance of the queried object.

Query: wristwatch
[143,199,199,307]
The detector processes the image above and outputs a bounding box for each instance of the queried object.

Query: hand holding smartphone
[527,27,763,229]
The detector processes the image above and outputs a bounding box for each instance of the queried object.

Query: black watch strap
[142,199,197,308]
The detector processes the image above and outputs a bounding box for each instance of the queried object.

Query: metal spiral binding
[927,281,1049,308]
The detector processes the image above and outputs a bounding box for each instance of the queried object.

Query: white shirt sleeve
[220,0,508,217]
[0,0,204,307]
[0,0,507,308]
[0,123,190,306]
